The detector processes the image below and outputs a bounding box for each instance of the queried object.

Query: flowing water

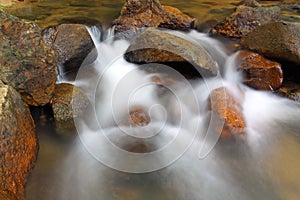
[24,24,300,200]
[4,0,299,199]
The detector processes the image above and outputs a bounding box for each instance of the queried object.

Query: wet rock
[42,24,96,76]
[0,10,57,106]
[124,28,218,77]
[50,83,89,136]
[112,0,194,33]
[279,81,300,102]
[241,22,300,64]
[0,81,38,199]
[197,19,218,33]
[212,2,281,38]
[208,87,246,138]
[128,107,150,127]
[237,51,283,90]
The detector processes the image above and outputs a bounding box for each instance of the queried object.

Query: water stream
[25,26,300,200]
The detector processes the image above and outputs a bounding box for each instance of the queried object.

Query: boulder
[0,10,57,106]
[212,2,281,38]
[208,87,246,138]
[0,81,38,199]
[124,28,218,77]
[50,83,89,136]
[241,22,300,64]
[237,51,283,90]
[112,0,194,33]
[42,24,96,77]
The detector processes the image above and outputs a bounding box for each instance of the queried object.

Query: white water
[26,27,300,200]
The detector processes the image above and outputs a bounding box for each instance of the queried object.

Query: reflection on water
[24,26,300,199]
[5,0,300,29]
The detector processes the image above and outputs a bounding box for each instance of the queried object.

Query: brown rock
[0,81,38,199]
[241,22,300,64]
[51,83,89,135]
[112,0,194,33]
[124,28,218,77]
[237,51,283,90]
[208,87,246,138]
[0,10,57,106]
[42,24,96,77]
[212,3,281,38]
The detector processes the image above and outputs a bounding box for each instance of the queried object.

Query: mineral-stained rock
[0,190,18,200]
[128,107,150,127]
[51,83,89,135]
[237,51,283,90]
[112,0,194,33]
[42,24,96,76]
[208,87,245,138]
[212,2,281,38]
[241,22,300,64]
[0,10,57,106]
[124,28,218,77]
[0,81,38,199]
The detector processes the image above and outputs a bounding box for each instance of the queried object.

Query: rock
[50,83,89,136]
[0,81,38,199]
[237,51,283,90]
[212,3,281,38]
[0,10,57,106]
[42,24,96,77]
[238,0,261,7]
[124,28,218,77]
[128,107,150,127]
[197,19,218,33]
[241,22,300,64]
[279,81,300,102]
[0,190,18,200]
[208,87,246,138]
[112,0,194,33]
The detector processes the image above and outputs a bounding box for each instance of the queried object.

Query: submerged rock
[0,10,57,106]
[208,87,245,138]
[279,81,300,102]
[0,81,38,199]
[128,107,150,127]
[124,28,218,77]
[237,51,283,91]
[212,2,280,38]
[42,24,96,77]
[112,0,194,33]
[51,83,89,136]
[241,22,300,64]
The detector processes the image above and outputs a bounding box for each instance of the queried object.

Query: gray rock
[124,28,218,77]
[241,22,300,64]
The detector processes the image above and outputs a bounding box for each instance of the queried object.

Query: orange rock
[237,51,283,91]
[208,87,245,138]
[129,107,150,127]
[0,81,38,199]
